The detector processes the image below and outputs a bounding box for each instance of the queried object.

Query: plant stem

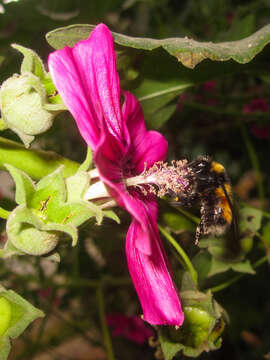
[210,255,267,293]
[0,207,10,219]
[158,224,198,285]
[96,286,115,360]
[240,124,265,208]
[174,206,200,224]
[0,136,79,180]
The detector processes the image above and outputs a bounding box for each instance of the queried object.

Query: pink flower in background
[243,98,270,113]
[107,314,154,344]
[48,24,184,326]
[243,98,270,140]
[202,80,216,92]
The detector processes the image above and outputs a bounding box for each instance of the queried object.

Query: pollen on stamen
[142,159,191,198]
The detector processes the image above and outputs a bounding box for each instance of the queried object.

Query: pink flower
[48,23,184,326]
[202,80,216,92]
[243,98,270,114]
[107,314,154,344]
[243,98,270,140]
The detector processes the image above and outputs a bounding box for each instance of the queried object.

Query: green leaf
[239,206,263,235]
[208,257,255,277]
[133,49,246,127]
[231,260,255,274]
[0,136,79,181]
[148,103,177,129]
[225,14,255,41]
[0,288,44,360]
[192,251,212,281]
[163,212,195,233]
[11,44,47,79]
[208,257,232,276]
[46,23,270,69]
[262,222,270,246]
[159,334,183,360]
[5,164,35,206]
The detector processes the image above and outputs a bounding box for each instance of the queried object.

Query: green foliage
[46,23,270,69]
[1,1,270,359]
[0,286,43,360]
[2,164,104,257]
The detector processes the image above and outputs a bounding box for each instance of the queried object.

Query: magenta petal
[125,204,184,325]
[48,23,128,151]
[122,92,168,172]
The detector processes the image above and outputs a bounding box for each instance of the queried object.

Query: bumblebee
[174,156,234,244]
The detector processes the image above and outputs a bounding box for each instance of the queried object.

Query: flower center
[84,160,192,207]
[125,160,190,198]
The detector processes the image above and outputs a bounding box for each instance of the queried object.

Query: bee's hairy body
[174,156,233,243]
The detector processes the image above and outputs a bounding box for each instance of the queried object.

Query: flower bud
[182,306,214,347]
[9,224,59,256]
[0,72,55,147]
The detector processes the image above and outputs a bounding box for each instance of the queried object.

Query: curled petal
[122,92,168,172]
[48,23,128,151]
[125,201,184,325]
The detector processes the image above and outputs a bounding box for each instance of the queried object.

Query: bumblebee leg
[195,222,202,245]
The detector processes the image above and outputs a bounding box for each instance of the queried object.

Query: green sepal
[12,44,47,79]
[5,164,36,206]
[66,171,90,203]
[103,210,120,224]
[0,238,24,259]
[5,165,105,255]
[29,166,67,221]
[6,205,60,255]
[0,286,44,360]
[12,43,66,109]
[78,147,93,172]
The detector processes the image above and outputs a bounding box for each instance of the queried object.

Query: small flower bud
[0,72,55,147]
